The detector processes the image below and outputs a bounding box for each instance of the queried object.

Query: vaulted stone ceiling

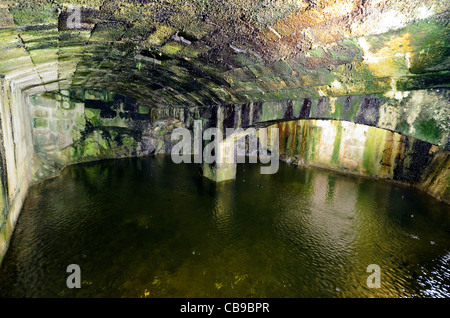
[0,0,449,108]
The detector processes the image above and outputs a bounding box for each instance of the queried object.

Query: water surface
[0,156,449,297]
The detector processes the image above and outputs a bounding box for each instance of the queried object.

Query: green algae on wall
[362,127,388,177]
[215,89,449,151]
[406,20,450,74]
[0,78,34,265]
[29,90,191,184]
[1,1,449,110]
[331,122,342,166]
[9,3,59,26]
[62,128,140,164]
[418,149,450,203]
[30,90,146,173]
[414,118,442,145]
[270,119,450,204]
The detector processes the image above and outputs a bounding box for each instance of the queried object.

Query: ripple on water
[0,157,449,298]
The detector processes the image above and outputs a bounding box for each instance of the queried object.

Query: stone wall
[0,78,34,264]
[29,89,449,204]
[29,89,188,182]
[197,89,449,150]
[268,119,450,204]
[29,88,229,181]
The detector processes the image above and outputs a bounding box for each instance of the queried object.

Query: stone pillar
[201,105,280,182]
[202,136,237,182]
[201,105,238,182]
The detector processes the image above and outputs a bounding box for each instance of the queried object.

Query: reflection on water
[0,156,449,298]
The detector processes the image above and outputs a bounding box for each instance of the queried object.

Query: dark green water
[0,156,449,298]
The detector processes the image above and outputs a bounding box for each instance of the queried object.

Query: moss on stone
[146,25,176,46]
[309,48,325,58]
[161,42,184,55]
[396,71,450,91]
[363,127,390,176]
[406,20,450,74]
[331,121,342,165]
[138,106,149,115]
[414,118,442,145]
[33,117,48,128]
[85,108,101,126]
[9,4,59,26]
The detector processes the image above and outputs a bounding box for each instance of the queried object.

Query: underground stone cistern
[0,0,449,297]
